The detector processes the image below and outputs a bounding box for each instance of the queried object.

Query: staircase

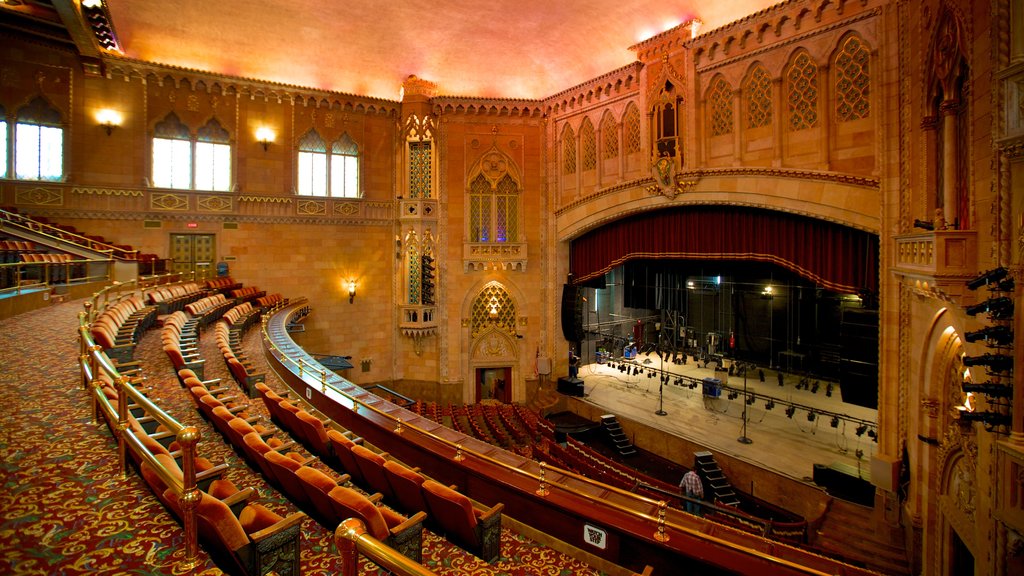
[693,451,740,506]
[813,499,911,575]
[600,414,636,456]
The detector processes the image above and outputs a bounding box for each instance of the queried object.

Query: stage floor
[571,353,879,482]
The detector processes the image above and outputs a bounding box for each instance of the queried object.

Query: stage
[568,352,879,482]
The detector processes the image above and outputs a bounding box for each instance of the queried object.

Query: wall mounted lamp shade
[347,280,356,304]
[255,127,275,151]
[96,109,122,135]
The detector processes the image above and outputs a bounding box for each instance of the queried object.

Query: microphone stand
[655,352,667,416]
[737,362,753,444]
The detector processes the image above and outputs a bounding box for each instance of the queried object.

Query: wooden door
[169,233,216,279]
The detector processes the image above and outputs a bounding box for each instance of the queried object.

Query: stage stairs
[812,499,911,575]
[694,451,740,507]
[600,414,636,457]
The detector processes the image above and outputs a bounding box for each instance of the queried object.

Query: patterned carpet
[0,297,606,575]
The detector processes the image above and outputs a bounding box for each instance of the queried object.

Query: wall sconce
[347,279,357,304]
[255,127,275,151]
[96,109,122,135]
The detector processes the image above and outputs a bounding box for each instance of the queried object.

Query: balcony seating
[255,293,286,310]
[294,465,355,528]
[165,489,304,576]
[382,459,429,514]
[206,276,242,294]
[262,449,318,509]
[230,286,266,304]
[292,410,333,461]
[421,479,504,563]
[146,282,204,314]
[226,357,265,398]
[185,294,234,328]
[241,432,308,487]
[326,429,366,485]
[327,484,426,563]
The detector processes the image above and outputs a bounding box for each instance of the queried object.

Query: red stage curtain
[570,207,878,294]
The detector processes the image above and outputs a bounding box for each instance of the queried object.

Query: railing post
[114,376,130,479]
[536,461,550,496]
[88,344,103,424]
[177,425,204,570]
[335,518,368,576]
[654,500,669,542]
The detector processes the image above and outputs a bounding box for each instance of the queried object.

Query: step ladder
[601,414,636,457]
[694,451,740,506]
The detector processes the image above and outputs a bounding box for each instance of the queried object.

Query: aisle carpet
[0,297,606,575]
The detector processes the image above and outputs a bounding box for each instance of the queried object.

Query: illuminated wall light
[96,108,122,135]
[255,127,276,151]
[82,0,103,8]
[346,279,357,304]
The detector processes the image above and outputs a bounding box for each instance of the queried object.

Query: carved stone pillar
[940,98,960,228]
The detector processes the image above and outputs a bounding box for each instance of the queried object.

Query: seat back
[326,429,364,484]
[422,479,481,548]
[383,459,428,514]
[351,444,392,500]
[263,449,311,507]
[295,466,341,527]
[327,485,390,540]
[294,410,330,457]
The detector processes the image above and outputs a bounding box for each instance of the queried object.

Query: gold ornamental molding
[297,199,326,216]
[333,202,359,217]
[150,193,189,211]
[15,186,63,206]
[71,186,144,197]
[238,195,292,203]
[197,195,233,212]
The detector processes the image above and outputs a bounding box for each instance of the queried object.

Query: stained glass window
[709,78,734,136]
[835,35,871,122]
[409,140,432,198]
[624,104,641,155]
[787,52,819,131]
[563,125,576,175]
[745,65,772,129]
[580,118,596,171]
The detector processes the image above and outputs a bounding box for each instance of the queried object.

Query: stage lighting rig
[765,399,775,410]
[957,410,1011,426]
[965,296,1014,319]
[994,277,1015,292]
[807,411,816,422]
[966,267,1009,290]
[964,325,1013,345]
[785,406,796,418]
[962,353,1013,372]
[855,424,868,436]
[830,416,840,428]
[961,382,1013,398]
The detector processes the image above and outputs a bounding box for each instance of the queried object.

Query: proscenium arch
[568,205,879,294]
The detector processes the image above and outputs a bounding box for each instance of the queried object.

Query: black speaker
[560,284,585,342]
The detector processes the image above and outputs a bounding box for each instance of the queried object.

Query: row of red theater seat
[185,293,235,328]
[146,282,205,314]
[206,276,242,293]
[89,295,156,363]
[161,310,205,380]
[214,319,264,397]
[230,285,266,302]
[255,381,504,563]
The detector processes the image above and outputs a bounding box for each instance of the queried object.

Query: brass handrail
[0,207,138,259]
[78,311,203,570]
[335,519,438,576]
[262,302,841,576]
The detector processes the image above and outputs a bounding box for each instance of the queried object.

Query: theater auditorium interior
[0,0,1022,575]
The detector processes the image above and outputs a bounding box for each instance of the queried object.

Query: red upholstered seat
[421,479,504,563]
[351,444,393,500]
[383,459,428,514]
[293,410,332,459]
[263,448,313,508]
[326,429,365,484]
[327,484,426,562]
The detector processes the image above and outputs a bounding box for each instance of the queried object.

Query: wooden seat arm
[368,492,384,504]
[388,510,428,536]
[248,511,306,544]
[220,486,256,509]
[478,502,504,524]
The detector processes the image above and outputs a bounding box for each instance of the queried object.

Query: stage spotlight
[746,394,756,405]
[826,383,834,397]
[913,218,934,231]
[727,391,738,400]
[855,424,868,436]
[995,277,1015,292]
[811,381,820,394]
[961,382,1013,398]
[966,267,1009,290]
[807,411,816,422]
[964,325,1013,345]
[965,296,1014,318]
[962,353,1013,372]
[765,400,775,410]
[830,416,840,428]
[867,428,878,441]
[785,406,796,419]
[957,410,1011,426]
[632,367,639,376]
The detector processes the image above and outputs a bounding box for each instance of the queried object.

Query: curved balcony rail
[261,300,877,576]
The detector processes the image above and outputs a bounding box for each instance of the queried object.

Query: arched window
[152,113,192,189]
[580,118,596,171]
[15,97,63,181]
[652,80,680,157]
[708,77,734,137]
[153,113,232,191]
[195,118,231,191]
[0,105,7,178]
[786,51,819,131]
[835,35,871,122]
[601,112,618,160]
[469,172,520,243]
[623,103,641,155]
[297,130,360,197]
[745,64,773,129]
[562,125,577,175]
